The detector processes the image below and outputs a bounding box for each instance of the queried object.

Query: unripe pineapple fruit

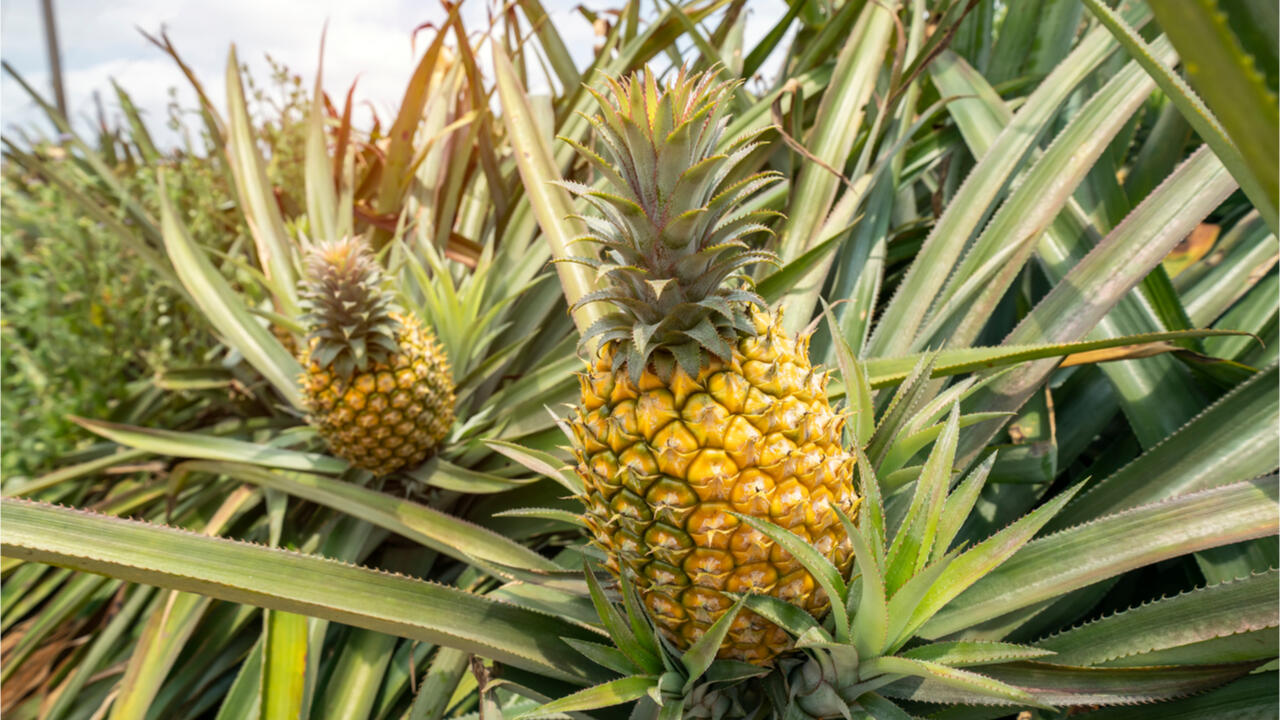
[564,68,858,664]
[298,238,454,476]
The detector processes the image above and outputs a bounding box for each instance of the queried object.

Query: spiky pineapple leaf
[869,10,1151,356]
[100,487,260,720]
[777,0,899,331]
[859,656,1042,708]
[513,675,656,720]
[485,439,583,494]
[884,405,960,593]
[956,146,1239,465]
[930,35,1219,448]
[921,478,1279,639]
[880,661,1261,707]
[406,458,540,495]
[734,593,824,639]
[492,508,588,528]
[856,692,914,720]
[1036,569,1279,667]
[261,609,308,720]
[214,637,263,720]
[0,499,607,685]
[681,595,746,691]
[731,513,849,642]
[223,46,298,312]
[304,35,338,245]
[856,450,887,566]
[177,460,560,574]
[857,330,1250,390]
[900,483,1084,645]
[492,44,603,337]
[563,638,640,676]
[932,454,995,564]
[846,513,888,659]
[1082,0,1277,230]
[821,299,874,446]
[878,412,1008,477]
[921,34,1184,352]
[1050,364,1279,530]
[1066,672,1277,719]
[583,562,662,674]
[902,641,1055,667]
[866,354,938,468]
[156,176,304,408]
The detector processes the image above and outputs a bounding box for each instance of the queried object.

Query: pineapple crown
[298,237,401,379]
[561,66,782,381]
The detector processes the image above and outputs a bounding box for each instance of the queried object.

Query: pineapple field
[1,1,1278,718]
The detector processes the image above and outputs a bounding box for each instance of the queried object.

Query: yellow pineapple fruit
[298,238,454,476]
[564,68,858,664]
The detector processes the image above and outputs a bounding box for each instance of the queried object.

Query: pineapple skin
[571,310,858,664]
[301,313,454,476]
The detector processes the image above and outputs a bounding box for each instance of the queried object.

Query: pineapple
[298,238,455,476]
[566,69,858,664]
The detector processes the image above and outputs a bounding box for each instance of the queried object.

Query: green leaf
[1081,0,1277,231]
[847,518,888,659]
[223,46,299,312]
[871,15,1147,356]
[317,627,397,720]
[860,656,1041,708]
[778,0,899,332]
[0,499,608,685]
[735,593,824,639]
[857,692,915,720]
[884,405,960,593]
[198,461,559,573]
[71,418,343,473]
[42,585,157,720]
[492,44,605,339]
[930,34,1216,449]
[492,508,588,529]
[157,174,304,408]
[583,562,661,674]
[1050,364,1279,529]
[485,439,583,494]
[215,638,263,720]
[110,487,259,720]
[405,457,539,495]
[731,514,849,642]
[861,330,1247,389]
[905,483,1084,642]
[1036,569,1279,667]
[1149,0,1279,223]
[957,146,1239,465]
[304,35,338,245]
[821,300,874,446]
[514,675,656,719]
[261,610,309,720]
[881,661,1260,707]
[563,638,640,676]
[923,35,1180,350]
[902,641,1055,667]
[681,595,746,691]
[933,454,995,564]
[1067,672,1277,719]
[921,478,1279,638]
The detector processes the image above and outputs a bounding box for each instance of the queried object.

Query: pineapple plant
[298,237,455,476]
[565,68,858,663]
[3,0,1278,717]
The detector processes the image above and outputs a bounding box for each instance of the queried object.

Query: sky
[1,0,790,149]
